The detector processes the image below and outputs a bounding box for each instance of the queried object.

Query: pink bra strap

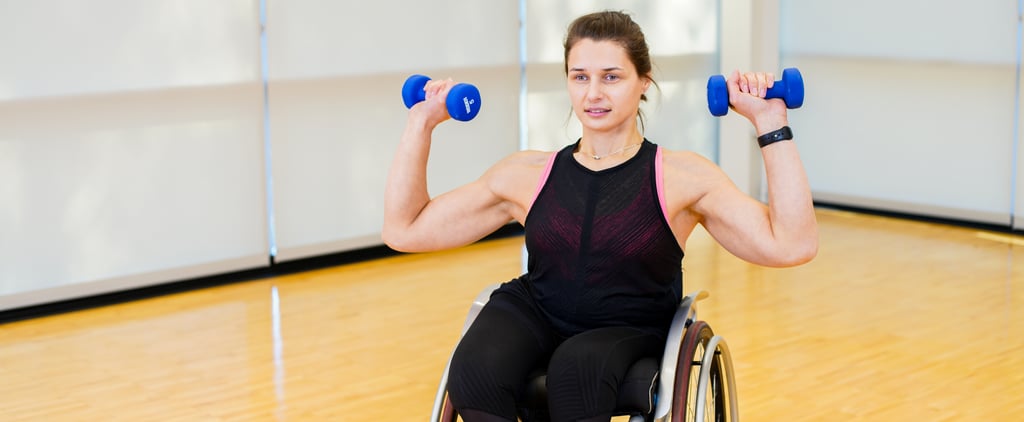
[529,151,559,211]
[656,146,670,222]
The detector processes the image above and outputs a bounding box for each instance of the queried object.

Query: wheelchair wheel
[439,393,458,422]
[671,321,727,422]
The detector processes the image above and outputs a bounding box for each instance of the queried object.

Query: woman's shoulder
[655,147,734,216]
[509,148,557,162]
[481,149,559,207]
[491,149,557,172]
[658,147,720,174]
[480,149,556,185]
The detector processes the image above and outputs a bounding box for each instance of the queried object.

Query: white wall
[0,0,524,310]
[266,0,522,262]
[780,0,1020,225]
[0,0,268,310]
[6,0,1021,311]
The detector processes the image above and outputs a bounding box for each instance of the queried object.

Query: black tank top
[523,139,684,336]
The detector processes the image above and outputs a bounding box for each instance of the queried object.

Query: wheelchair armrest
[459,283,501,335]
[432,283,501,421]
[653,290,708,419]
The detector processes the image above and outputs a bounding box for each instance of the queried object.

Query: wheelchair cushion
[616,357,660,414]
[516,357,660,419]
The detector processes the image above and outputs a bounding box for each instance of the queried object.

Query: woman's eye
[604,74,619,81]
[573,74,588,81]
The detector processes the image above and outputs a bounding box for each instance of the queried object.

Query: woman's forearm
[382,114,434,246]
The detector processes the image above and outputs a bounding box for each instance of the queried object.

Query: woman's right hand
[410,78,456,128]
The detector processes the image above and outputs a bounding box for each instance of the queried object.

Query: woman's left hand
[726,70,789,135]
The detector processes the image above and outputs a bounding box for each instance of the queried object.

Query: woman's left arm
[694,70,818,267]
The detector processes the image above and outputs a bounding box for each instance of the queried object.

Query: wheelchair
[430,284,739,421]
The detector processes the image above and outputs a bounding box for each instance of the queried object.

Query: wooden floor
[2,209,1022,421]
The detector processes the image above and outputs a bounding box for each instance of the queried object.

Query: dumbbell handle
[707,68,804,116]
[401,74,482,122]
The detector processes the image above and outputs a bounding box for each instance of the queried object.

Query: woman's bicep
[682,161,784,266]
[696,185,776,261]
[385,179,512,252]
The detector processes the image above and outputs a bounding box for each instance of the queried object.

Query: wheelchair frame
[430,284,739,422]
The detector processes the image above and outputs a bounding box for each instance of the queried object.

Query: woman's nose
[585,81,603,100]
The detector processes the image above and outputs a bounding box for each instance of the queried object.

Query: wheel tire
[440,393,458,422]
[670,321,726,422]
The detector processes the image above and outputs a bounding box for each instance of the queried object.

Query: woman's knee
[548,327,663,376]
[545,328,664,420]
[448,332,518,391]
[447,321,524,411]
[446,298,554,417]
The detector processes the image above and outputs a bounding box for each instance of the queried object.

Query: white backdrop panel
[0,1,267,310]
[781,0,1018,225]
[783,57,1015,224]
[0,86,269,308]
[268,1,522,261]
[526,0,717,64]
[266,0,520,80]
[269,69,521,261]
[781,0,1018,65]
[0,0,261,101]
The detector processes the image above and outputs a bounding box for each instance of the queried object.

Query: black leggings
[447,286,664,422]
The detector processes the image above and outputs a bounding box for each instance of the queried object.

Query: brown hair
[563,10,657,127]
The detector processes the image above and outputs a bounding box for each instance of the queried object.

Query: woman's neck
[577,127,644,161]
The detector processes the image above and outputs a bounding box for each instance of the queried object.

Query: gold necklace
[585,142,642,160]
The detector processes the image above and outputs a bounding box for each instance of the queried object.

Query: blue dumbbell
[706,68,804,116]
[401,74,482,121]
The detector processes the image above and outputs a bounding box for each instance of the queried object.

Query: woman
[383,10,817,422]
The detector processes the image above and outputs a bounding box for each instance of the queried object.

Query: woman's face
[566,38,650,135]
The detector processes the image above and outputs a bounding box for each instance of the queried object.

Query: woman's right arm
[382,79,520,253]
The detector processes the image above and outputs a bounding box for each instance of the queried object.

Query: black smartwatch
[757,126,793,148]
